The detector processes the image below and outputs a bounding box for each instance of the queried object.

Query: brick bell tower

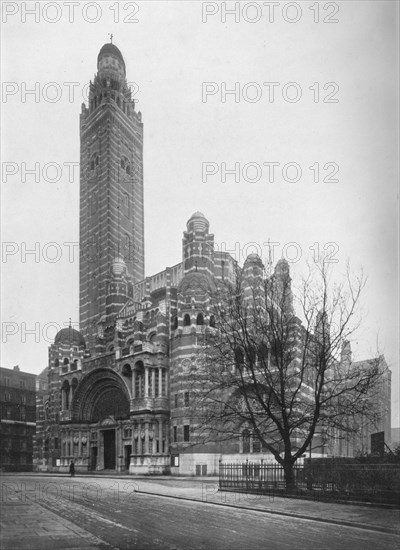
[79,42,145,349]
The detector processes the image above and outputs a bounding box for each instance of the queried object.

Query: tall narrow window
[242,429,250,453]
[184,392,189,407]
[183,425,190,442]
[252,436,261,453]
[173,426,177,443]
[183,314,191,326]
[234,348,244,368]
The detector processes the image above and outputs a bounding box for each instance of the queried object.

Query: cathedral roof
[54,327,86,349]
[98,43,126,71]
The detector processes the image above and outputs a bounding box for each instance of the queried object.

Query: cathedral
[34,43,391,475]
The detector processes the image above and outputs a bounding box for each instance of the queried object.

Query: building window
[54,438,59,450]
[184,392,189,407]
[90,153,99,171]
[155,371,160,397]
[174,394,178,408]
[173,426,177,443]
[242,429,250,453]
[235,348,244,367]
[252,436,261,453]
[183,425,190,442]
[183,314,191,326]
[209,315,215,328]
[20,380,25,389]
[162,370,166,396]
[21,395,26,405]
[124,428,132,439]
[196,313,204,326]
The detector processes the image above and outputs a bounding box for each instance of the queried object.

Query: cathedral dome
[187,211,209,232]
[111,256,127,276]
[54,327,86,348]
[274,258,290,275]
[97,43,126,73]
[244,253,264,268]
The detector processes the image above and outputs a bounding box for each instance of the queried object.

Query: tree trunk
[283,461,296,492]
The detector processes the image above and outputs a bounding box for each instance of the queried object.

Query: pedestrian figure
[69,460,75,477]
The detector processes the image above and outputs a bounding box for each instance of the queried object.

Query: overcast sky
[1,1,398,424]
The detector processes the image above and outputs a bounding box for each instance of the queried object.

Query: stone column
[158,419,163,454]
[131,427,135,467]
[164,421,169,452]
[144,368,149,397]
[117,426,123,472]
[158,368,162,397]
[138,423,142,455]
[78,431,82,457]
[152,369,155,398]
[144,421,149,455]
[132,370,136,399]
[68,389,72,410]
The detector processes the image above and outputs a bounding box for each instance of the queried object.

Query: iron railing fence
[219,460,400,505]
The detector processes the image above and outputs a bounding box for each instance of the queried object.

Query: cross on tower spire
[109,33,113,43]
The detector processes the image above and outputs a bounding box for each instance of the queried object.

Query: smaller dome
[244,253,264,268]
[54,327,86,348]
[187,211,209,232]
[97,43,126,73]
[111,256,127,276]
[190,211,206,220]
[275,258,290,275]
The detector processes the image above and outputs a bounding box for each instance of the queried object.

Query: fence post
[307,457,313,490]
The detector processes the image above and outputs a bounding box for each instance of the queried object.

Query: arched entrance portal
[72,368,130,471]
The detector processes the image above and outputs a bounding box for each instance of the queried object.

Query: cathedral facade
[34,43,242,474]
[34,43,391,475]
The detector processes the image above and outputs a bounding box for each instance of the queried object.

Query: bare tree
[189,257,384,490]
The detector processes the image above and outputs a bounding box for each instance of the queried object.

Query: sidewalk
[0,482,109,549]
[3,473,399,535]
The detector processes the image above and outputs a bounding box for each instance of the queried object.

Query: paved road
[1,475,399,550]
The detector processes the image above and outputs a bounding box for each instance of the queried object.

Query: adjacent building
[0,366,36,471]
